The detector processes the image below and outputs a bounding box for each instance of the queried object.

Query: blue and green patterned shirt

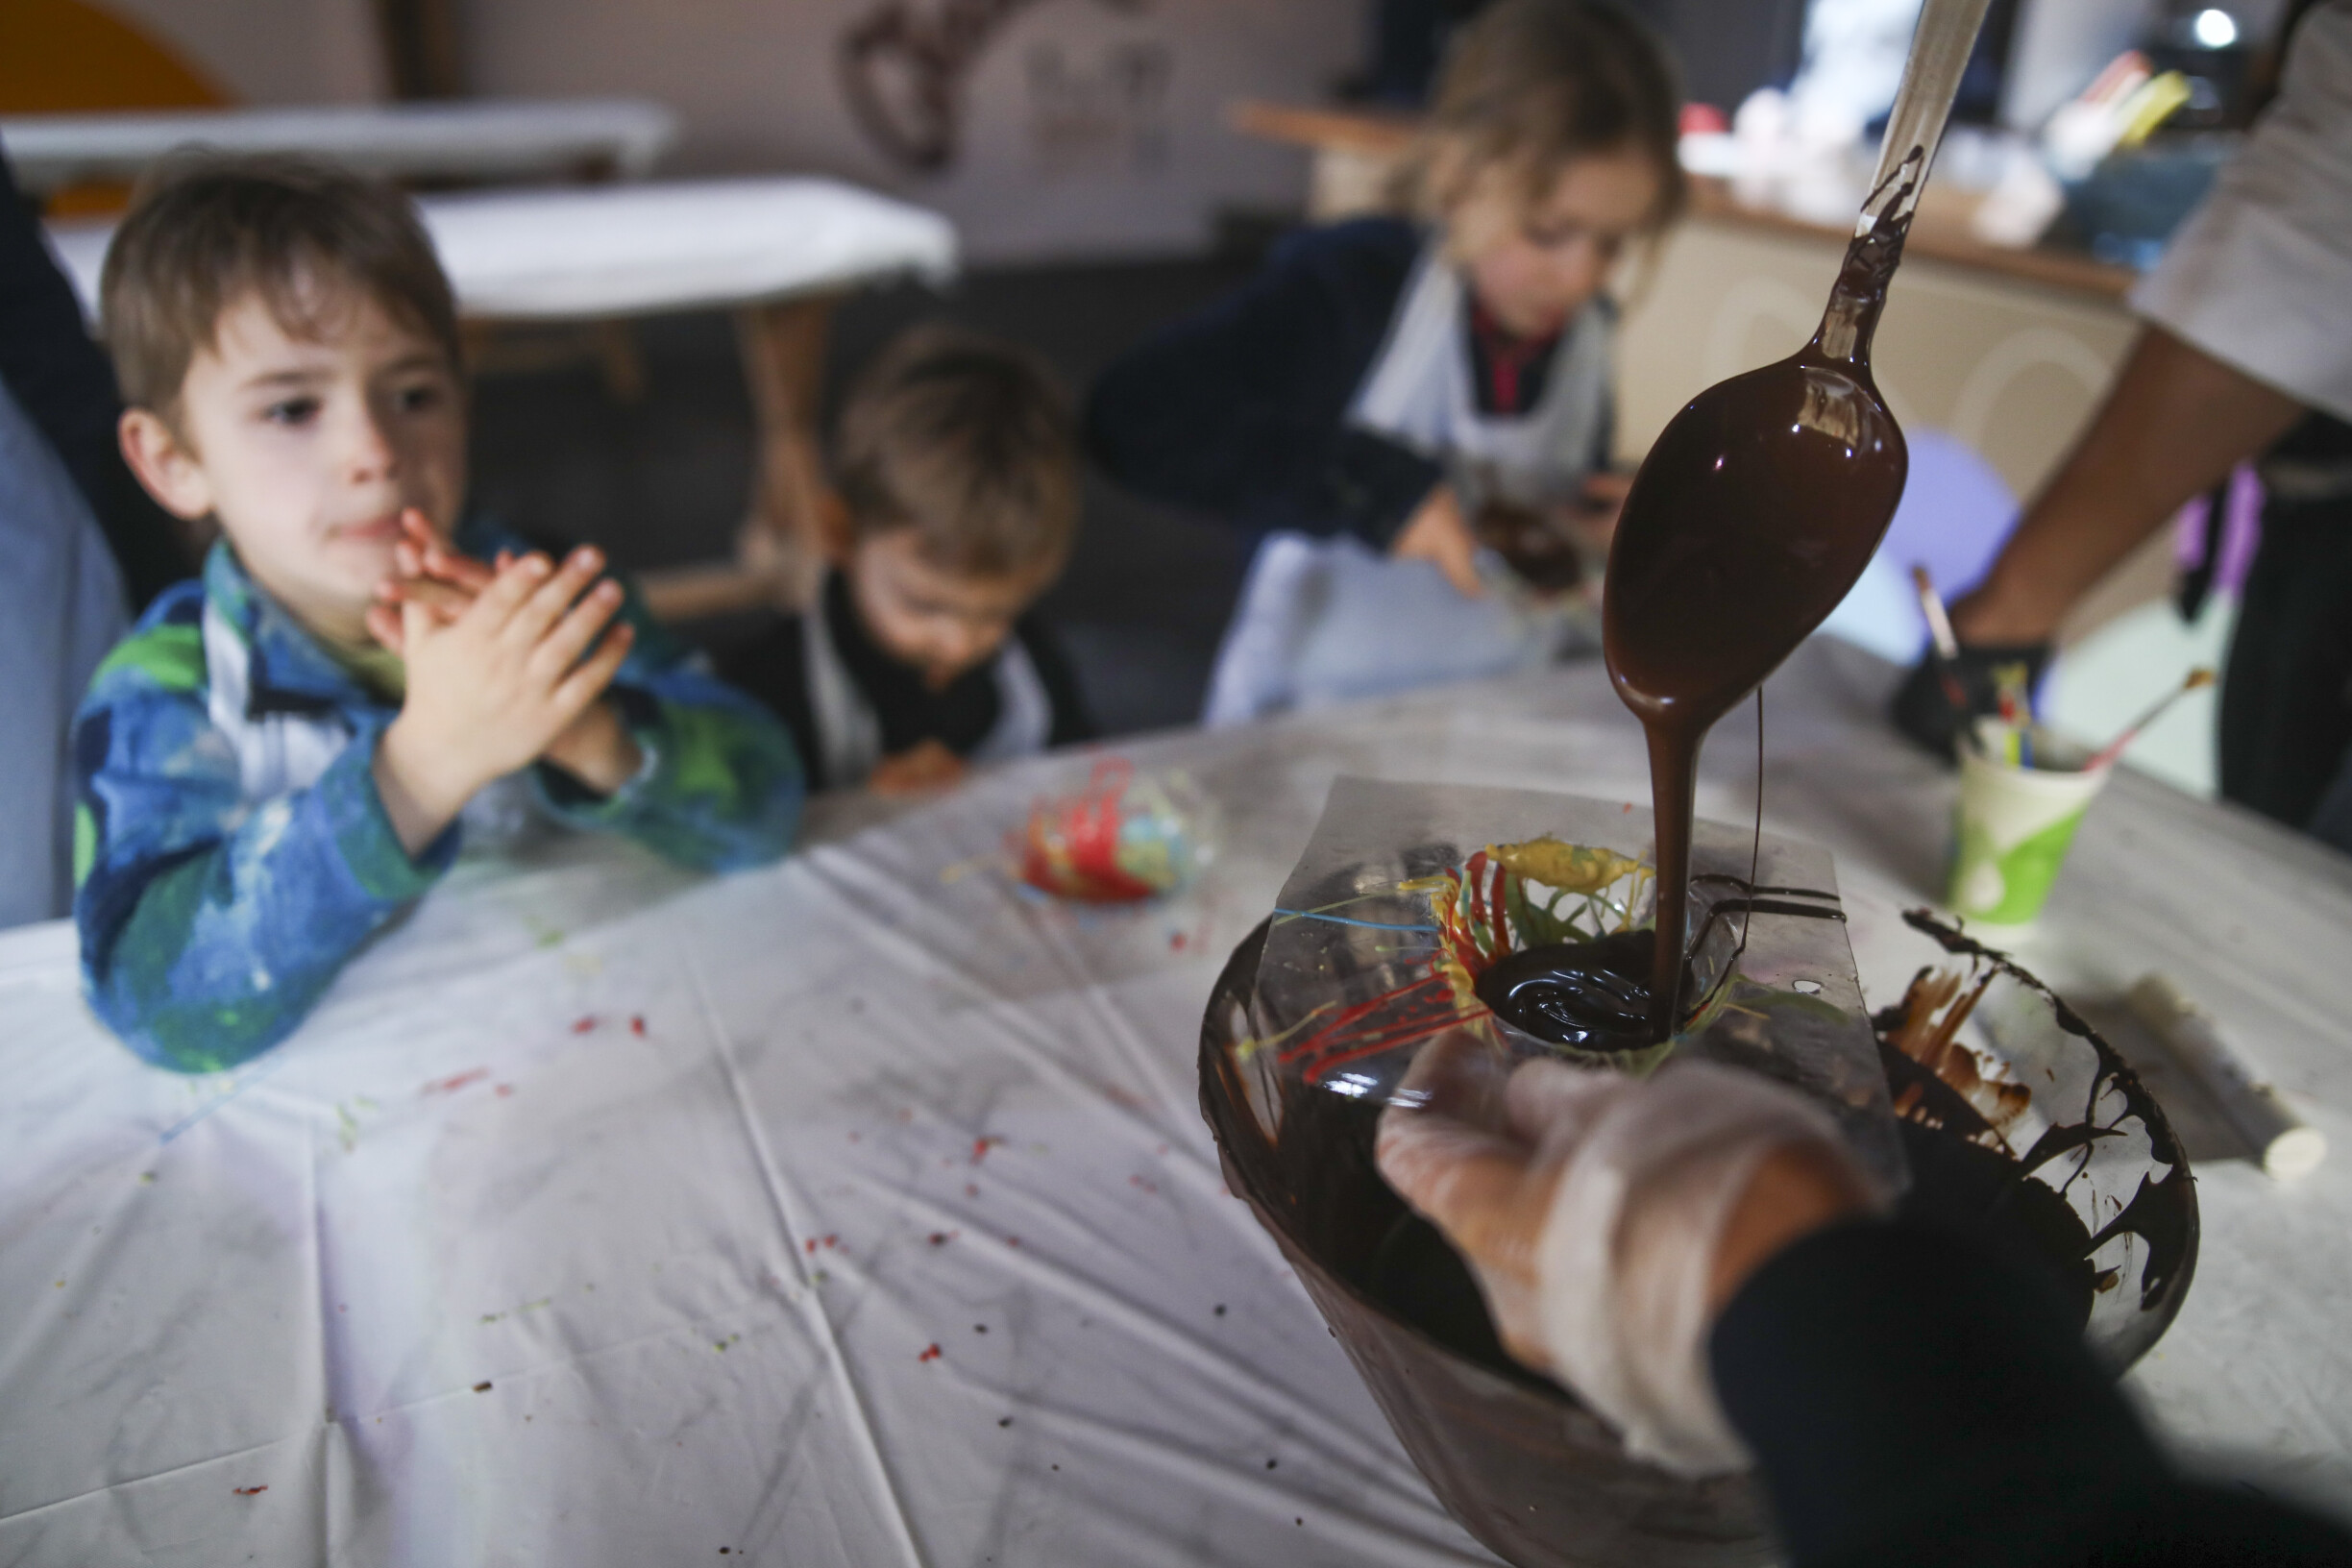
[71,527,803,1071]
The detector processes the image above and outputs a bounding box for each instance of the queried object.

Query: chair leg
[640,294,842,624]
[735,294,841,610]
[593,319,646,404]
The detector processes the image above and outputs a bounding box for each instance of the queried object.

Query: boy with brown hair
[72,154,803,1071]
[721,326,1093,793]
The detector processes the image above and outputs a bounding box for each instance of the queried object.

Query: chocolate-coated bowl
[1198,914,2196,1568]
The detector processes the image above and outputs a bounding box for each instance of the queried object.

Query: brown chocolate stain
[1895,909,2198,1313]
[1877,965,2032,1142]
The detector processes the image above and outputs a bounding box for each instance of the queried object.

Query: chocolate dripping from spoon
[1479,171,1924,1056]
[1554,0,1995,1044]
[1621,156,1921,1043]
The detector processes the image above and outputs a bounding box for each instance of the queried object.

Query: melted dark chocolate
[1473,929,1656,1052]
[1603,190,1917,1039]
[1479,880,1847,1049]
[1474,498,1585,594]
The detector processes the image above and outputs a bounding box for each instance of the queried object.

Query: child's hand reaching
[1390,484,1485,599]
[868,739,968,796]
[373,540,639,854]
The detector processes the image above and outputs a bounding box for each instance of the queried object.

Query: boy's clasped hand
[366,511,642,852]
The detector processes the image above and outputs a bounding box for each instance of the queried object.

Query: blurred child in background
[1086,0,1685,723]
[721,328,1093,794]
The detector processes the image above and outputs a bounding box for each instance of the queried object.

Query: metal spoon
[1601,0,1997,1035]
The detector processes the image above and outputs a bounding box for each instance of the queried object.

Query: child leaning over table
[717,327,1094,794]
[1086,0,1685,722]
[71,155,804,1072]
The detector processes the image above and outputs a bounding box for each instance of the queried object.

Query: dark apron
[2219,411,2352,853]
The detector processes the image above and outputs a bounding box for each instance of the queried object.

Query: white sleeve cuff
[2132,196,2352,426]
[2130,4,2352,425]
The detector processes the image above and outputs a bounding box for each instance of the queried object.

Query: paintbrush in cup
[1911,565,1971,708]
[2083,668,2216,772]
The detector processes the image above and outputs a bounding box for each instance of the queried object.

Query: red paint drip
[1263,852,1560,1089]
[233,1485,267,1496]
[629,1016,647,1037]
[495,1084,514,1097]
[1276,972,1476,1087]
[970,1136,1003,1164]
[571,1017,596,1035]
[918,1343,942,1363]
[1129,1174,1159,1194]
[422,1068,489,1096]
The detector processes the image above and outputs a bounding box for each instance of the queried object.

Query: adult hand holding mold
[1374,1039,2352,1566]
[1375,1036,1882,1475]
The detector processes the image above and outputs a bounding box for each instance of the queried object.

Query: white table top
[43,177,960,323]
[0,99,680,193]
[3,640,2347,1564]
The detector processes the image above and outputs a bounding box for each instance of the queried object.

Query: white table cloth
[1,101,680,195]
[42,177,960,323]
[4,640,2348,1565]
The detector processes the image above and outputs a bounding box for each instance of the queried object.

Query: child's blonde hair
[834,326,1078,581]
[1399,0,1685,233]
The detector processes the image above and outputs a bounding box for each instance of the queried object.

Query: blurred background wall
[467,0,1360,260]
[84,0,1362,262]
[96,0,386,104]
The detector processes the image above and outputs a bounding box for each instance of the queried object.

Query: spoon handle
[1858,0,1997,233]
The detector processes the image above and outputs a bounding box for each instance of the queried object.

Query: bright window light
[2193,9,2239,48]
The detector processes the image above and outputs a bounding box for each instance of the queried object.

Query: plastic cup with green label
[1947,718,2112,933]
